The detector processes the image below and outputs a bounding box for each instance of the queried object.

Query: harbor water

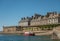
[0,34,60,41]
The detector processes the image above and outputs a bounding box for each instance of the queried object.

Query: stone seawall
[35,31,53,36]
[0,31,23,35]
[0,31,53,36]
[53,26,60,39]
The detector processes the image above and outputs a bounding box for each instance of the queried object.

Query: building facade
[3,12,60,33]
[18,17,32,26]
[3,26,22,33]
[19,12,60,26]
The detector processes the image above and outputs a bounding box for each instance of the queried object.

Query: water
[0,34,60,41]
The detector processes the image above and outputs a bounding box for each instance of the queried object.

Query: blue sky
[0,0,60,31]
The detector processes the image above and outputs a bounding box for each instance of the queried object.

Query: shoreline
[0,31,59,39]
[0,31,53,35]
[0,31,53,37]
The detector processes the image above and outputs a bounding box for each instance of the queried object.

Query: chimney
[21,18,23,20]
[27,17,29,19]
[32,16,33,18]
[23,17,25,20]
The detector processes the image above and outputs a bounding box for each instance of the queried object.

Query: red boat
[24,32,35,36]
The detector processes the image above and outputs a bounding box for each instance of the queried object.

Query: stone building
[18,14,41,26]
[18,17,32,26]
[18,12,60,26]
[3,26,41,33]
[3,26,22,33]
[30,12,60,26]
[3,12,60,33]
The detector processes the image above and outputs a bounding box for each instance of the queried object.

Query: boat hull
[24,32,35,36]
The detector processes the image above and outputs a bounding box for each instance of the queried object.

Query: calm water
[0,34,60,41]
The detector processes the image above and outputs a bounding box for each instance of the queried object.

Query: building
[3,26,22,33]
[18,14,42,26]
[18,17,32,26]
[3,12,60,33]
[18,12,60,26]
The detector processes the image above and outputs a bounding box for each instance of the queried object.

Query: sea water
[0,34,60,41]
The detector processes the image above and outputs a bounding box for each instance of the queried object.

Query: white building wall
[18,22,28,26]
[48,18,58,24]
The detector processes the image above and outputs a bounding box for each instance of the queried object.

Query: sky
[0,0,60,31]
